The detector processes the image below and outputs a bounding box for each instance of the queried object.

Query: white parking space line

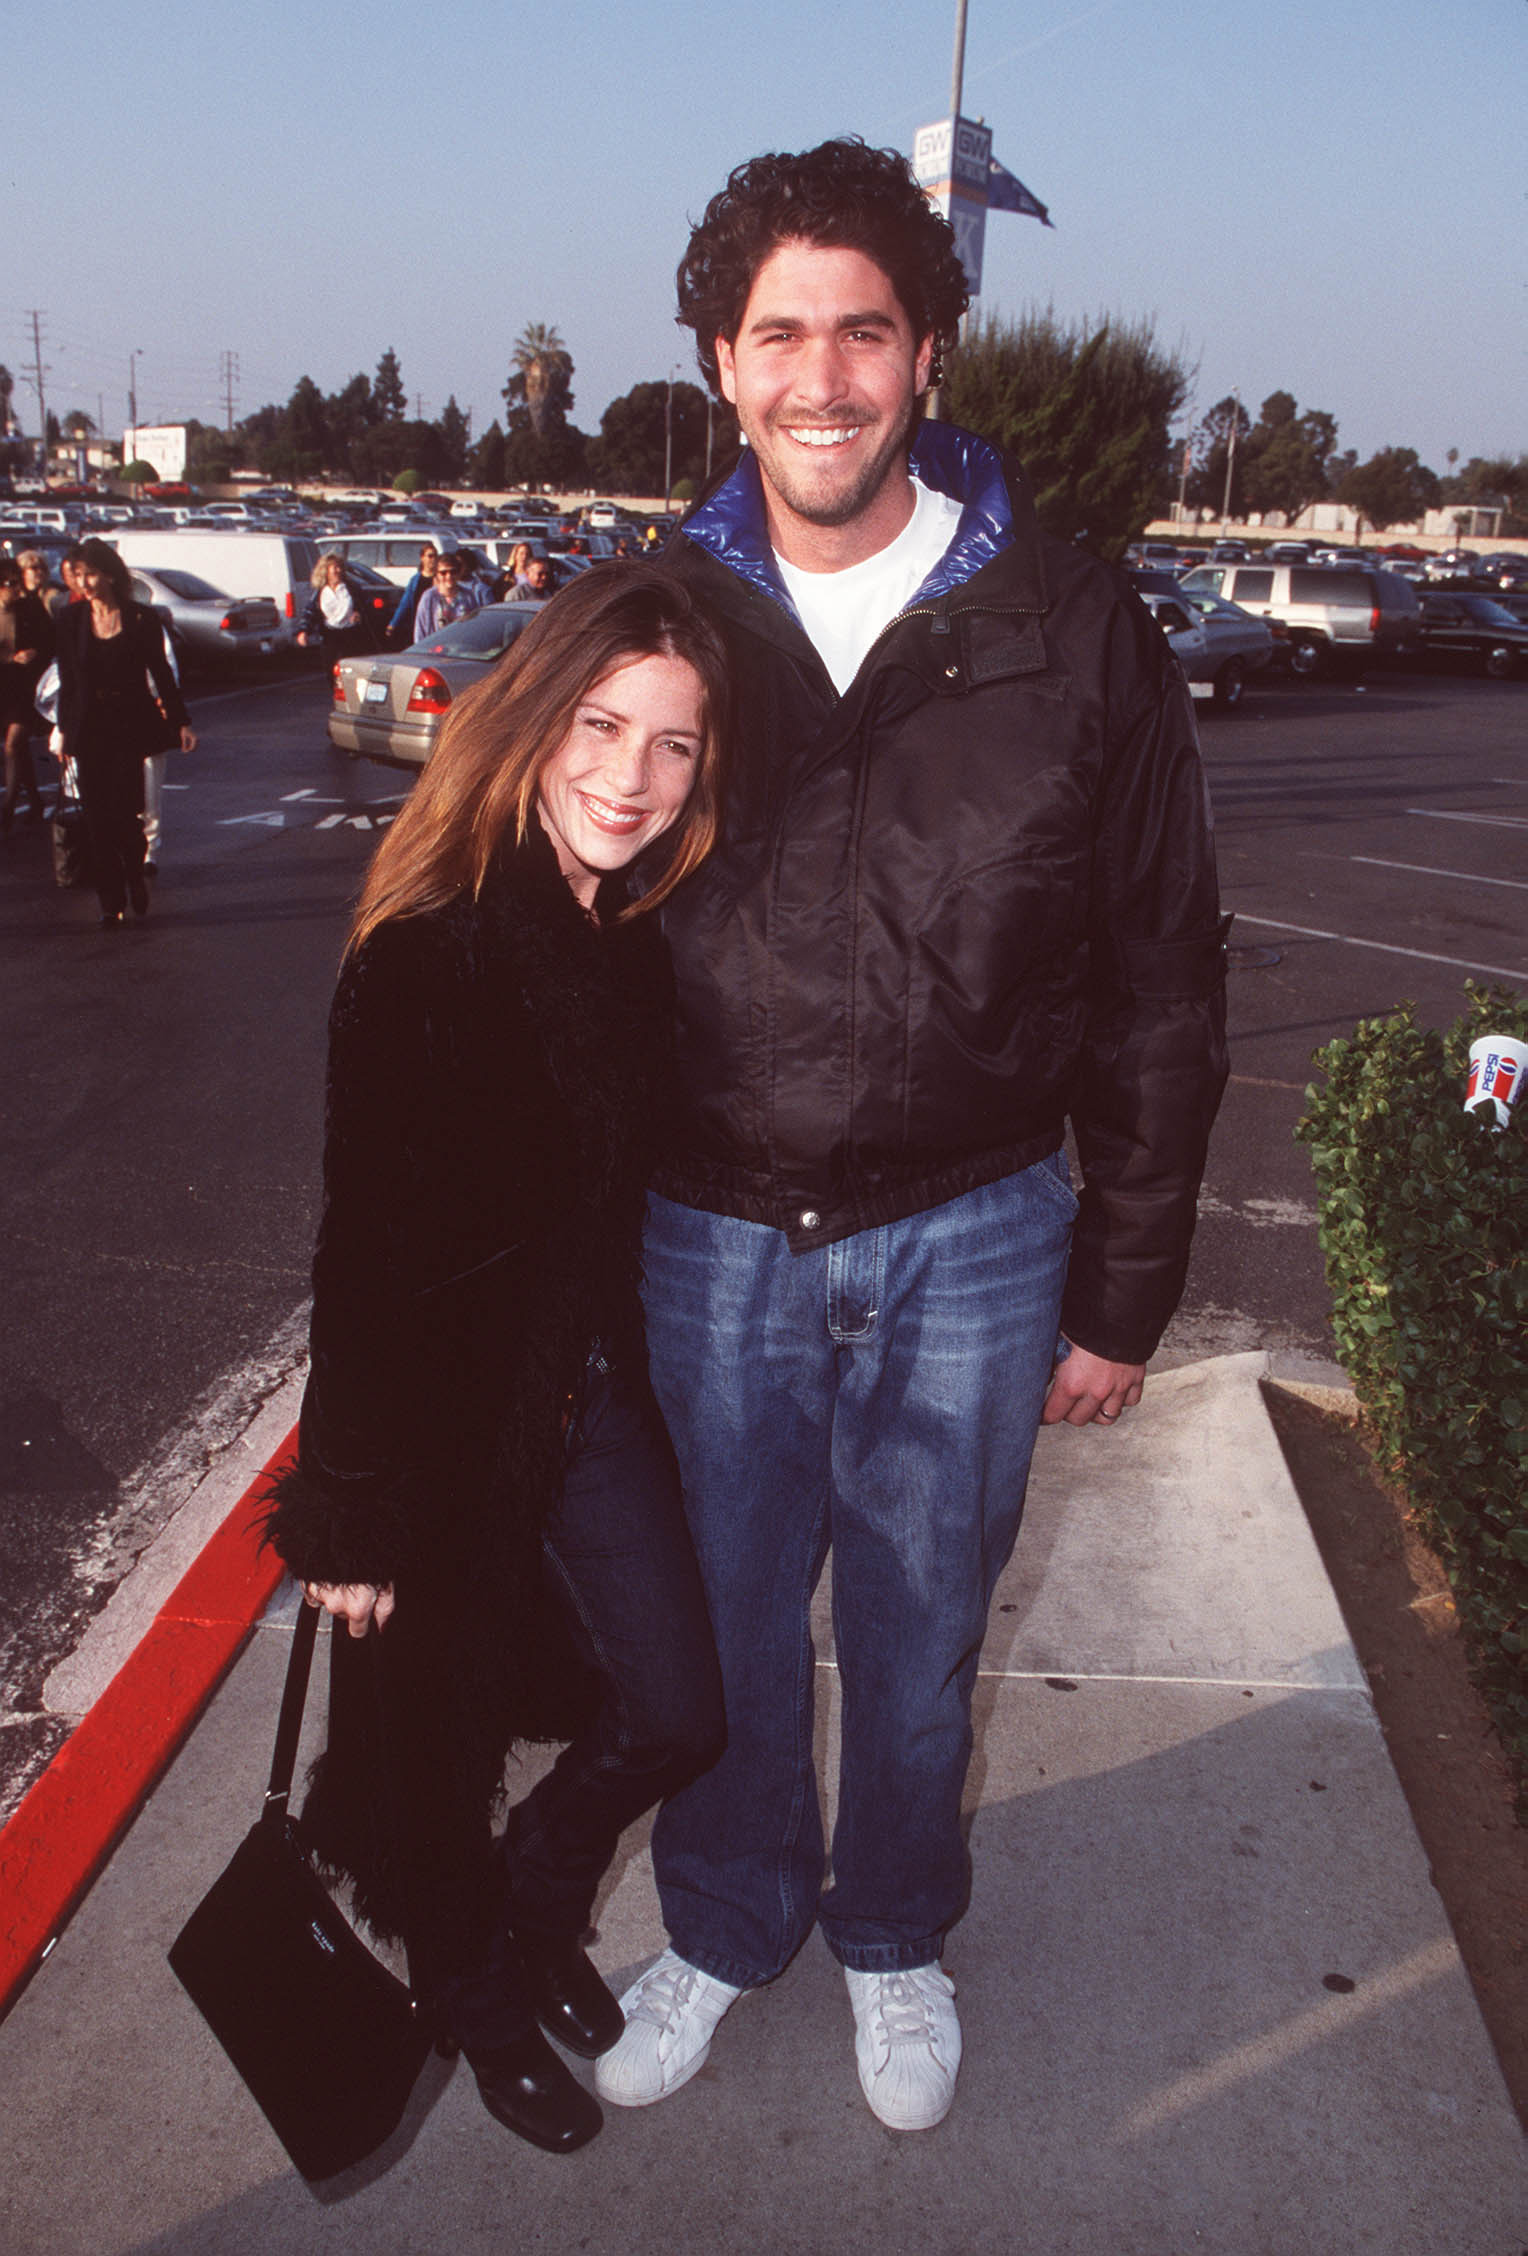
[1231,913,1527,983]
[1406,807,1528,830]
[1351,856,1528,892]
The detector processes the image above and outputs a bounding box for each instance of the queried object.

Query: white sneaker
[844,1963,961,2130]
[594,1947,743,2107]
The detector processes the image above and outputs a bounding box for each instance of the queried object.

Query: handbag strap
[263,1590,319,1817]
[260,1590,426,2008]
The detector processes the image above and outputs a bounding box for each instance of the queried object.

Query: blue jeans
[643,1158,1076,1986]
[437,1362,725,2049]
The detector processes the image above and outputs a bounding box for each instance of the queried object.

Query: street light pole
[949,0,968,118]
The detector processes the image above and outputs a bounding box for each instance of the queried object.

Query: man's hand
[1041,1342,1145,1428]
[302,1581,395,1638]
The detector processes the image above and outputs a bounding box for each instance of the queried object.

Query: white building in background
[122,424,188,481]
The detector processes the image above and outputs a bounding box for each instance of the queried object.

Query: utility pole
[220,350,239,433]
[26,310,48,482]
[1219,390,1241,536]
[128,349,141,433]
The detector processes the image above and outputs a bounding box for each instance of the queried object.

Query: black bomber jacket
[654,420,1230,1365]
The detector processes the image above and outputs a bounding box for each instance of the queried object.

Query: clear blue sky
[8,0,1523,474]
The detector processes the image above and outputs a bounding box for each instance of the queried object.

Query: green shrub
[1295,984,1528,1783]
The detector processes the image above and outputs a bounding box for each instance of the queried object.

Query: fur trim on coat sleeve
[259,1456,419,1590]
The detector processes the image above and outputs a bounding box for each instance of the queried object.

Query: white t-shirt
[320,581,357,630]
[775,475,964,695]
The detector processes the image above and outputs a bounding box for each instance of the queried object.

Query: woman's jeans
[642,1159,1076,1988]
[439,1364,723,2048]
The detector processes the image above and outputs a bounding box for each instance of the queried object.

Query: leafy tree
[374,347,406,422]
[942,307,1190,558]
[1439,453,1528,535]
[468,418,506,489]
[1338,446,1440,534]
[393,467,422,495]
[61,408,97,439]
[0,364,13,433]
[436,395,470,480]
[1184,395,1251,515]
[1239,391,1340,523]
[326,373,377,467]
[504,324,574,442]
[586,380,737,495]
[351,416,449,488]
[45,411,61,446]
[502,417,587,490]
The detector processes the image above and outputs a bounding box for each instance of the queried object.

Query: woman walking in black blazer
[264,563,728,2157]
[55,539,194,925]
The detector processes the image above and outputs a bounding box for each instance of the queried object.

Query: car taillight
[332,665,346,705]
[406,668,451,715]
[285,591,295,617]
[220,613,238,632]
[1370,606,1381,634]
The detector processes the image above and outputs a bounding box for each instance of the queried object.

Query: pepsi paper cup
[1464,1034,1524,1129]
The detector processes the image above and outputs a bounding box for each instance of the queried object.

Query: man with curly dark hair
[596,138,1229,2132]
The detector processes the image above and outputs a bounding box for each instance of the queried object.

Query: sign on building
[122,424,188,481]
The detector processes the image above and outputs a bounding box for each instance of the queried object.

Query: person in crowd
[0,558,55,829]
[387,542,440,646]
[508,555,558,604]
[496,540,536,600]
[263,563,730,2156]
[18,549,68,621]
[54,539,194,925]
[58,546,90,603]
[594,138,1228,2134]
[413,550,484,638]
[297,553,379,659]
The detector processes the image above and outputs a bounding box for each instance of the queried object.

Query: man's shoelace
[630,1960,696,2031]
[868,1973,944,2046]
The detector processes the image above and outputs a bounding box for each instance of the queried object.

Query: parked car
[319,528,461,586]
[1179,560,1420,675]
[126,566,279,669]
[109,528,319,645]
[1423,550,1479,582]
[328,601,546,766]
[1412,591,1528,678]
[1139,589,1273,708]
[1124,540,1182,573]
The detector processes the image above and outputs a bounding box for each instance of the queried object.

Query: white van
[109,528,319,644]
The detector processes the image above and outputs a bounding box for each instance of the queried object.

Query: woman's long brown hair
[347,562,729,955]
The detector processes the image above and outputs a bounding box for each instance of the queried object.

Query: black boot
[514,1935,625,2059]
[464,2026,602,2153]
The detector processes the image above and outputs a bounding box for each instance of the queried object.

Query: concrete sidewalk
[0,1353,1522,2254]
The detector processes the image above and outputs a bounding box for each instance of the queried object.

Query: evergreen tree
[943,308,1189,558]
[374,347,406,422]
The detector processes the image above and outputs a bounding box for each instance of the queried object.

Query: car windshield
[151,569,227,602]
[1462,596,1521,627]
[408,605,539,659]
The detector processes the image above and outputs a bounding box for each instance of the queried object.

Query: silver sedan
[1141,588,1275,708]
[127,566,280,670]
[328,601,546,766]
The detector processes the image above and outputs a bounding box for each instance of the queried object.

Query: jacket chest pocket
[896,849,1088,1138]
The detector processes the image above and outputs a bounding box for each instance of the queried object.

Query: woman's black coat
[265,823,674,1937]
[55,598,188,765]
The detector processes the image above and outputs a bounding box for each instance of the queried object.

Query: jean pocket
[1029,1147,1080,1219]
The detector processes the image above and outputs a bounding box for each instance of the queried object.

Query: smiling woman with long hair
[264,563,729,2157]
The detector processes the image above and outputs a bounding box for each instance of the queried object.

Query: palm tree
[504,324,573,440]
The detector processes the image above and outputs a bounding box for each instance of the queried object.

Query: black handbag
[168,1598,434,2181]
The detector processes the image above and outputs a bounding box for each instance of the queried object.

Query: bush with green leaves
[1295,984,1528,1781]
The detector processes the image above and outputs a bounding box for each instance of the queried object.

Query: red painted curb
[0,1428,299,2017]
